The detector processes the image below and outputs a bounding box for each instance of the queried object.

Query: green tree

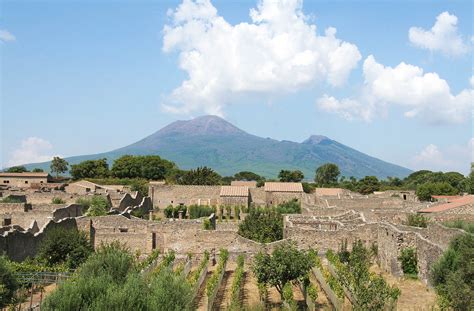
[70,158,109,179]
[416,182,458,201]
[238,208,283,243]
[467,163,474,194]
[234,171,264,182]
[430,234,474,311]
[111,155,177,180]
[36,227,92,269]
[399,247,418,277]
[147,269,193,310]
[278,170,304,182]
[357,176,380,194]
[177,166,222,185]
[84,196,110,216]
[32,168,44,172]
[0,256,18,308]
[315,163,340,186]
[6,165,28,173]
[253,242,314,298]
[50,157,69,178]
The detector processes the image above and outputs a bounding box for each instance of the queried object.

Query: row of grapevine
[227,255,245,310]
[206,249,229,311]
[189,251,210,299]
[311,255,344,310]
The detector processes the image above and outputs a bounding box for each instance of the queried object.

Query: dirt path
[267,285,282,310]
[371,265,437,311]
[213,269,234,311]
[195,271,212,311]
[242,271,262,309]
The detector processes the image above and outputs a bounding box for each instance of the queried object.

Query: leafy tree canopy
[253,242,314,297]
[6,166,28,173]
[0,256,18,308]
[177,166,222,185]
[32,168,44,172]
[111,155,177,180]
[70,158,109,180]
[278,170,304,182]
[50,157,69,177]
[315,163,340,186]
[36,227,93,269]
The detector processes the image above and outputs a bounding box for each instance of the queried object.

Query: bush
[163,205,187,219]
[238,208,283,243]
[398,247,418,277]
[85,196,110,216]
[275,199,301,214]
[36,227,93,269]
[404,213,429,228]
[443,219,474,234]
[188,205,215,219]
[430,234,474,310]
[51,197,66,204]
[202,218,213,230]
[0,256,18,308]
[0,197,23,203]
[416,182,458,201]
[188,251,209,286]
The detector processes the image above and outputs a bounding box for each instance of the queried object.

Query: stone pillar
[178,210,183,220]
[149,210,153,221]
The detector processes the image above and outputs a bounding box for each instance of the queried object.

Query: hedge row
[206,249,229,299]
[188,251,210,287]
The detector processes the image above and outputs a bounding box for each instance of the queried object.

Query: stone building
[0,172,52,188]
[264,182,303,205]
[149,184,221,209]
[219,186,250,207]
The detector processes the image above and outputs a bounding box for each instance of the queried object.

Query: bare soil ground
[371,265,438,311]
[242,271,262,309]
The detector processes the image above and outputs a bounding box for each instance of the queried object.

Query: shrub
[206,249,229,298]
[0,197,23,203]
[36,227,92,269]
[430,234,474,310]
[404,213,429,228]
[0,256,18,308]
[416,182,458,201]
[238,208,283,243]
[275,199,301,214]
[86,196,110,216]
[51,197,66,204]
[229,254,245,310]
[282,282,296,309]
[442,219,474,234]
[188,251,209,286]
[398,247,418,277]
[188,205,215,219]
[203,218,213,230]
[163,205,187,219]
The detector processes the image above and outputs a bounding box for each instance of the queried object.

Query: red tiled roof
[419,195,474,213]
[220,186,249,197]
[264,182,303,193]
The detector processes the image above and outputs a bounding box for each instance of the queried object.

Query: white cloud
[408,12,469,56]
[162,0,361,115]
[0,29,15,42]
[410,139,474,174]
[7,137,55,167]
[317,55,473,124]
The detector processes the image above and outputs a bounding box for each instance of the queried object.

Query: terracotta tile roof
[220,186,249,197]
[419,195,474,213]
[315,188,343,196]
[231,181,257,188]
[0,172,49,178]
[264,182,303,193]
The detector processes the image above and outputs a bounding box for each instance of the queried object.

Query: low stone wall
[377,222,465,284]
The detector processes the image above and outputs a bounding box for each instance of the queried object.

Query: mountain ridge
[23,115,412,179]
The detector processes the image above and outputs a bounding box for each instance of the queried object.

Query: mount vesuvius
[24,115,411,179]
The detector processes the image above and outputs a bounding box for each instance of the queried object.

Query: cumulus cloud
[162,0,361,115]
[0,29,15,42]
[410,139,474,174]
[7,137,55,167]
[317,55,473,124]
[408,12,469,56]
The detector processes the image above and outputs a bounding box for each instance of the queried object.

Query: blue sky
[0,0,472,174]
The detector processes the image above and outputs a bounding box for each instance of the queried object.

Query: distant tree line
[5,155,472,201]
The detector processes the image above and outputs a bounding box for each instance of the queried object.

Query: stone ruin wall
[150,185,221,209]
[0,218,78,261]
[377,223,465,284]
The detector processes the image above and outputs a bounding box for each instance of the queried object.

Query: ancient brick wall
[150,185,221,208]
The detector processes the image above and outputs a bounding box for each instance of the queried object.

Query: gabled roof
[231,180,257,188]
[220,186,249,197]
[419,195,474,213]
[264,182,303,193]
[0,172,50,178]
